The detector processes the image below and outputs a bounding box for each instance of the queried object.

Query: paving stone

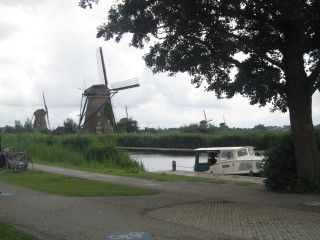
[146,200,320,240]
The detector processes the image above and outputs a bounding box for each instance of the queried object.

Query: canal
[129,151,195,172]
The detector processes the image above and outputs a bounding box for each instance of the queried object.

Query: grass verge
[33,161,258,186]
[0,220,37,240]
[0,171,158,197]
[33,161,257,186]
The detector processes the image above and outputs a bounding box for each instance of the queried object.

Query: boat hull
[194,146,263,175]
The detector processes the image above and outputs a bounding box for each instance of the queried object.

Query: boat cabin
[194,146,263,175]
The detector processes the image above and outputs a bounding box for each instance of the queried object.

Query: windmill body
[32,92,50,131]
[200,110,212,127]
[82,84,113,133]
[78,47,140,134]
[33,109,47,130]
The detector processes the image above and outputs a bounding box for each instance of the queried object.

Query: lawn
[0,171,158,197]
[0,220,38,240]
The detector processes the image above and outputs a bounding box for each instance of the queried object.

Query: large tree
[80,0,320,181]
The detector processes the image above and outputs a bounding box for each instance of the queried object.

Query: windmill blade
[204,110,207,122]
[96,47,108,86]
[30,113,35,123]
[43,92,48,113]
[125,106,128,119]
[78,95,88,129]
[43,92,50,129]
[108,97,118,132]
[110,77,140,91]
[46,112,51,129]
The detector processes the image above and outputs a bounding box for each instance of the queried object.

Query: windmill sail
[96,47,118,131]
[110,77,140,91]
[43,92,50,129]
[96,47,108,86]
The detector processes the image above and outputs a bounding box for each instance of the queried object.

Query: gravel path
[1,164,320,240]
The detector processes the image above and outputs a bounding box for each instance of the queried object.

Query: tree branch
[226,32,284,70]
[309,62,320,93]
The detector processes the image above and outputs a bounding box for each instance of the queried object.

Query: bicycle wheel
[18,158,33,173]
[0,162,8,173]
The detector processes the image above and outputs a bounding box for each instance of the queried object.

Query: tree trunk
[287,84,320,181]
[284,27,320,182]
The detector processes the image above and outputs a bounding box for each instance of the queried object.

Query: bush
[84,142,143,171]
[84,143,118,163]
[263,133,320,193]
[62,135,91,151]
[114,131,285,150]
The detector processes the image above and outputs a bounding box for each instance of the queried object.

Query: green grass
[108,170,258,186]
[0,220,37,240]
[31,160,258,186]
[0,171,158,197]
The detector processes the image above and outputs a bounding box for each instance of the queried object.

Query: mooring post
[172,160,176,171]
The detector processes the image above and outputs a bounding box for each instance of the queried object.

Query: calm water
[129,151,195,172]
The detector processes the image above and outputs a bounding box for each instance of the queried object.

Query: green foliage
[84,141,143,171]
[0,133,143,173]
[84,142,117,163]
[253,124,268,131]
[114,131,284,150]
[63,118,78,133]
[14,120,23,133]
[263,133,320,193]
[0,220,37,240]
[0,171,157,197]
[23,118,33,132]
[87,0,320,111]
[117,118,139,133]
[61,135,91,151]
[179,123,216,134]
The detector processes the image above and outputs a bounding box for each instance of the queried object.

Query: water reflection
[129,151,195,172]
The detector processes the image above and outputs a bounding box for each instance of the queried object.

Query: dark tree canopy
[63,118,78,133]
[80,0,320,182]
[81,0,320,112]
[117,118,139,133]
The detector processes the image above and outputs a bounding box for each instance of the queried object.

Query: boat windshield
[248,148,255,156]
[237,149,248,157]
[198,152,209,163]
[220,151,234,160]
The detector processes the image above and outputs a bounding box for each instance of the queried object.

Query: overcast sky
[0,0,319,130]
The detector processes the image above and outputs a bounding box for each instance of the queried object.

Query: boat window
[237,149,248,157]
[219,151,234,161]
[248,148,255,156]
[208,152,218,165]
[198,152,209,163]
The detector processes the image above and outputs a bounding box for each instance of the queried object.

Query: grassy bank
[1,133,144,174]
[0,171,158,196]
[0,131,289,176]
[0,131,286,175]
[0,133,262,185]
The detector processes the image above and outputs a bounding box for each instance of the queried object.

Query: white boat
[194,146,263,175]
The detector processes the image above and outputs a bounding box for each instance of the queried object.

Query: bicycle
[0,148,33,173]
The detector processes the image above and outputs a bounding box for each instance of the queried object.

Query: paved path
[1,164,320,240]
